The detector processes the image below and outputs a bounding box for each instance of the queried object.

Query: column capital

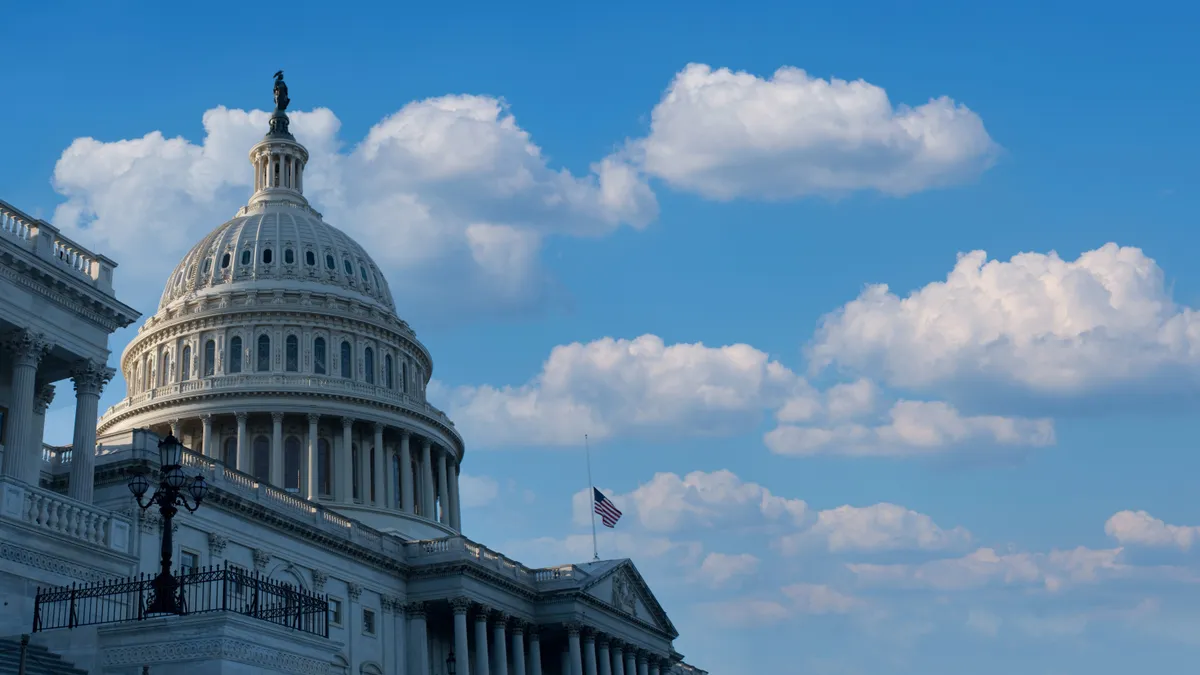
[70,360,114,396]
[310,569,327,591]
[581,626,596,642]
[200,413,213,424]
[636,652,648,665]
[510,619,526,635]
[341,416,354,429]
[422,438,432,450]
[373,421,385,432]
[235,412,248,423]
[307,412,320,424]
[566,622,582,636]
[271,412,284,423]
[473,602,491,621]
[405,600,426,618]
[33,383,56,414]
[5,329,52,367]
[492,610,510,627]
[399,428,410,440]
[346,582,363,601]
[609,639,624,651]
[385,594,406,615]
[527,623,541,638]
[449,596,472,614]
[596,635,610,649]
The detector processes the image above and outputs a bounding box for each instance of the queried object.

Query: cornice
[0,252,139,331]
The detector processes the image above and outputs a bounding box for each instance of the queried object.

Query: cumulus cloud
[692,553,761,588]
[781,583,862,615]
[51,99,656,318]
[1106,510,1200,551]
[810,244,1200,399]
[630,63,998,200]
[699,599,792,627]
[779,502,971,554]
[849,546,1127,592]
[504,531,704,570]
[457,473,501,508]
[699,584,862,627]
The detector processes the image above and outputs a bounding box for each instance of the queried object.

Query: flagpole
[585,433,599,561]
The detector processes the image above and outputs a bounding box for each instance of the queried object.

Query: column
[373,423,385,506]
[437,450,450,525]
[393,596,408,675]
[201,414,213,458]
[68,362,113,503]
[611,642,625,675]
[421,440,435,518]
[30,383,55,462]
[596,638,611,675]
[560,647,570,675]
[271,412,284,487]
[636,652,648,675]
[492,612,509,675]
[567,624,583,675]
[474,604,491,675]
[582,629,597,675]
[407,602,429,675]
[528,625,543,675]
[235,412,248,473]
[511,622,527,675]
[2,330,51,484]
[341,417,354,501]
[648,657,660,675]
[448,461,462,530]
[451,598,472,675]
[624,650,636,675]
[399,431,414,513]
[306,413,319,499]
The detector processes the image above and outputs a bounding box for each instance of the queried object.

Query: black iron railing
[32,563,328,638]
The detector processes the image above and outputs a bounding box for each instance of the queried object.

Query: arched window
[240,250,251,266]
[181,345,191,381]
[257,334,271,372]
[402,361,409,393]
[306,250,316,266]
[286,335,299,372]
[340,341,352,379]
[325,253,335,270]
[221,252,231,269]
[204,340,215,376]
[229,336,243,373]
[359,265,368,282]
[313,337,327,374]
[385,354,394,389]
[351,444,360,500]
[159,351,170,387]
[142,355,151,391]
[202,258,212,275]
[317,438,332,496]
[343,259,353,276]
[262,248,273,264]
[252,436,270,482]
[284,248,295,264]
[284,436,302,491]
[223,437,237,468]
[364,347,375,384]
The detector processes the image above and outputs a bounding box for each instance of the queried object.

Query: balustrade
[0,478,131,554]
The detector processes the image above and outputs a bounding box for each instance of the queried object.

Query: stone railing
[99,373,457,432]
[0,198,117,295]
[403,535,591,587]
[0,476,133,555]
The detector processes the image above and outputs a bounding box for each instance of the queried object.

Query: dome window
[359,265,368,282]
[221,252,231,269]
[202,257,212,275]
[284,248,295,264]
[262,248,273,264]
[306,251,316,266]
[325,254,336,270]
[343,259,353,276]
[240,250,251,266]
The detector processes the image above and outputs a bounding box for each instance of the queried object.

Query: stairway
[0,637,87,675]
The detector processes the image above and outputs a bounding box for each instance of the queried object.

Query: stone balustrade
[0,199,117,295]
[0,477,132,554]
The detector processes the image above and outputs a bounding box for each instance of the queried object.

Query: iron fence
[32,562,328,638]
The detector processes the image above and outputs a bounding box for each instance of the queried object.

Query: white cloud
[766,399,1055,457]
[966,609,1002,637]
[693,553,760,588]
[457,473,501,508]
[781,583,862,615]
[438,335,800,447]
[630,63,997,200]
[849,546,1127,592]
[504,531,704,570]
[52,98,656,318]
[1106,510,1200,551]
[699,584,862,627]
[810,244,1200,397]
[780,503,970,554]
[699,599,792,627]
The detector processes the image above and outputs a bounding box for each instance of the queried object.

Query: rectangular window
[180,550,200,575]
[329,598,344,627]
[362,608,376,636]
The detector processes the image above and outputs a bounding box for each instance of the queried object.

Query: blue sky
[5,1,1200,673]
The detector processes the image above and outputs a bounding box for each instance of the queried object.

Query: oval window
[306,250,316,266]
[284,248,295,264]
[240,250,251,265]
[343,259,353,275]
[221,252,231,269]
[202,257,212,274]
[262,248,273,264]
[359,265,367,281]
[325,254,335,270]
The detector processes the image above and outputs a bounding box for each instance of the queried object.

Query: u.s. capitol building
[0,77,707,675]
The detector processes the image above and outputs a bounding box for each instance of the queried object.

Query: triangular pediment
[580,559,678,638]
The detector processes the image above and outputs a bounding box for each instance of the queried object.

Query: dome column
[372,423,385,507]
[421,440,435,518]
[235,412,248,473]
[271,412,284,487]
[341,417,354,502]
[399,431,414,514]
[448,460,461,530]
[436,450,450,525]
[306,413,319,499]
[200,414,213,458]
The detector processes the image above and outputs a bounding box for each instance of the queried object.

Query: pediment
[581,559,678,638]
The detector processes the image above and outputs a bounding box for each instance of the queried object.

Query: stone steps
[0,638,87,675]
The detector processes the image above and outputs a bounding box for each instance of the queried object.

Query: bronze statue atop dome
[273,70,290,111]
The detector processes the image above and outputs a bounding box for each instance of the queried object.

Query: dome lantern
[247,71,309,210]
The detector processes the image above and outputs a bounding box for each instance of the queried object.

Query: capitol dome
[97,80,465,540]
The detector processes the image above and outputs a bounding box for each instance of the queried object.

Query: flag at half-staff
[593,487,623,528]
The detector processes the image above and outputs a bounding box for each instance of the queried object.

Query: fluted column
[393,595,408,675]
[437,450,450,525]
[2,330,51,484]
[528,626,543,675]
[492,612,509,675]
[421,440,435,518]
[67,361,113,503]
[399,431,414,513]
[373,423,385,506]
[511,621,527,675]
[611,642,625,675]
[306,413,319,499]
[583,629,598,675]
[474,605,491,675]
[624,650,635,675]
[235,412,248,473]
[597,638,611,675]
[271,412,284,487]
[448,461,462,530]
[636,652,648,675]
[451,598,472,675]
[407,602,429,675]
[201,414,213,457]
[341,417,353,501]
[30,383,55,464]
[648,657,660,675]
[567,624,584,675]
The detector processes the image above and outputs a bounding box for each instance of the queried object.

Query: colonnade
[0,329,114,504]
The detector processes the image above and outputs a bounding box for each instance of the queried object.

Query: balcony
[0,199,119,296]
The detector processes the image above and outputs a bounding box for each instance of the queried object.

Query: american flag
[593,488,622,528]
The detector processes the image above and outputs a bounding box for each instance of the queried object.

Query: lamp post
[127,434,208,615]
[446,651,457,675]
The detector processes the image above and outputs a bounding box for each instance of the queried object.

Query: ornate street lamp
[128,434,208,615]
[446,651,457,675]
